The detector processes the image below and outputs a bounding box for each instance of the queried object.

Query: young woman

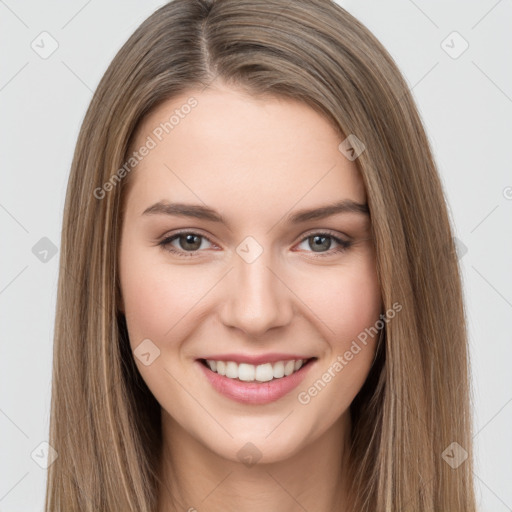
[45,0,477,510]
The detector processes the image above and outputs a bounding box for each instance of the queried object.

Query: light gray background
[1,1,511,510]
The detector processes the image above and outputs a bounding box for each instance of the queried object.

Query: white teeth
[216,360,226,376]
[284,360,295,376]
[205,358,307,382]
[255,363,274,382]
[238,363,255,382]
[273,361,285,378]
[225,361,238,379]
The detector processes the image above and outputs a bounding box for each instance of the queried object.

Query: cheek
[293,256,381,413]
[294,254,381,348]
[334,265,381,347]
[119,238,187,348]
[329,258,382,375]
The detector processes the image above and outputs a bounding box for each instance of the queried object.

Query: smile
[201,358,309,382]
[196,357,317,405]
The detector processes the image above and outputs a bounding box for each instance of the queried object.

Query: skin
[118,81,382,512]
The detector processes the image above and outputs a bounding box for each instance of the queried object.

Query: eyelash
[157,229,353,259]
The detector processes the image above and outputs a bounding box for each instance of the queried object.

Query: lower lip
[196,359,316,405]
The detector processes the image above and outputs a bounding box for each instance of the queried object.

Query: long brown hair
[45,0,476,510]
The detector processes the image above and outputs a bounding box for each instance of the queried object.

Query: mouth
[196,357,318,405]
[198,357,317,383]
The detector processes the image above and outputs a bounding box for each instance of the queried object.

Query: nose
[218,246,294,337]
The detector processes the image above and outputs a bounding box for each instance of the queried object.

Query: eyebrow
[141,199,369,225]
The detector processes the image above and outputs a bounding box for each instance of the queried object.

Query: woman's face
[119,82,382,463]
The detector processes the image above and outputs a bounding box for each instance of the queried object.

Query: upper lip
[198,353,316,365]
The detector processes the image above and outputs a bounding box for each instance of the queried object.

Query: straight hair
[45,1,476,510]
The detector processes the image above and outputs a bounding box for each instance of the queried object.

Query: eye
[295,231,353,258]
[158,231,216,257]
[157,229,353,259]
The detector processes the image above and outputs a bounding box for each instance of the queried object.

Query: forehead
[124,83,366,219]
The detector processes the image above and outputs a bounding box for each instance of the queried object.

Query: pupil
[311,235,330,252]
[181,234,201,250]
